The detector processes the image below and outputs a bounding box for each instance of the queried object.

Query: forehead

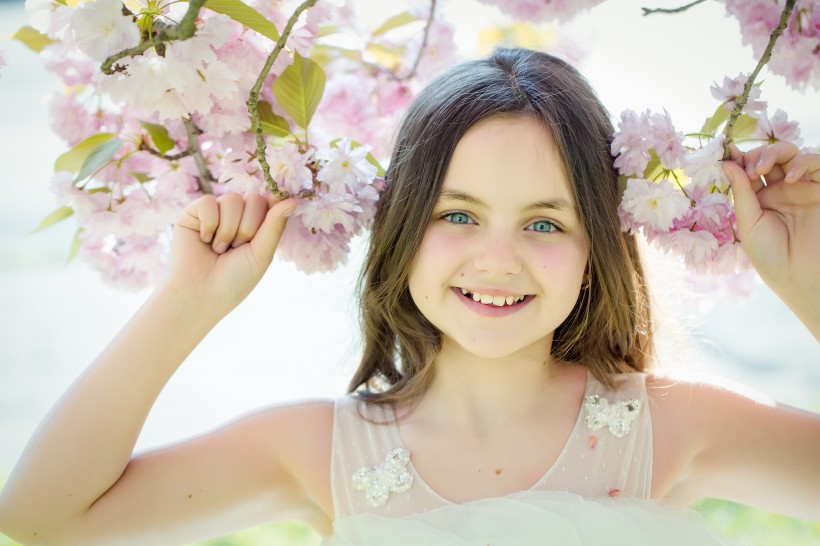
[441,115,573,204]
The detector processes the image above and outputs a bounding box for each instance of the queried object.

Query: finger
[723,160,762,240]
[752,142,799,178]
[230,194,268,248]
[212,193,245,254]
[175,195,219,243]
[784,153,820,184]
[248,198,298,266]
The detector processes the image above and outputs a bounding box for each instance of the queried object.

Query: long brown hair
[349,48,653,407]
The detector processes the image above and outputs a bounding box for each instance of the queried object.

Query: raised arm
[0,194,334,545]
[723,143,820,339]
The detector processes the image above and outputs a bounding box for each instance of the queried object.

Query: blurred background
[1,0,819,544]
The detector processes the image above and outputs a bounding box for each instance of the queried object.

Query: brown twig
[100,0,206,74]
[182,116,214,194]
[247,0,318,197]
[402,0,438,80]
[641,0,707,16]
[722,0,796,159]
[138,142,192,161]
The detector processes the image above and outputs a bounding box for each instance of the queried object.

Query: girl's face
[408,115,589,361]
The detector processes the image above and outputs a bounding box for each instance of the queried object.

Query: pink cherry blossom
[316,139,378,193]
[79,232,168,292]
[754,108,803,145]
[709,73,767,118]
[294,191,362,235]
[683,136,729,191]
[26,0,72,39]
[656,230,720,273]
[68,0,140,62]
[474,0,606,22]
[720,0,820,91]
[266,142,315,196]
[649,110,686,170]
[47,92,103,146]
[277,220,353,274]
[41,41,96,86]
[611,109,653,177]
[620,178,691,233]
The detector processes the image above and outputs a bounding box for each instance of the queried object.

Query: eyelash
[439,212,561,233]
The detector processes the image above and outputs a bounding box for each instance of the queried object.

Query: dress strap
[536,371,653,499]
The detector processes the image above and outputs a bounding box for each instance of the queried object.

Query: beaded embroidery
[352,447,413,508]
[584,394,641,438]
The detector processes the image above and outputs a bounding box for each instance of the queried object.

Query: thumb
[250,198,298,264]
[723,160,762,240]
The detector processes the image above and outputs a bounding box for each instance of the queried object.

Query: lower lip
[452,288,533,317]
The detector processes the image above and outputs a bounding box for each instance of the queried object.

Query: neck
[404,337,574,435]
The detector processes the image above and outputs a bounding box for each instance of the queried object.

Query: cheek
[532,240,588,281]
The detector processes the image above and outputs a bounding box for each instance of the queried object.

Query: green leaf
[729,114,758,142]
[258,101,291,137]
[55,133,116,173]
[371,11,419,36]
[204,0,280,41]
[642,149,664,182]
[273,52,326,130]
[66,227,85,265]
[140,122,176,156]
[130,172,153,183]
[366,152,385,177]
[74,140,124,184]
[31,206,73,234]
[12,26,57,53]
[701,104,730,136]
[331,138,386,177]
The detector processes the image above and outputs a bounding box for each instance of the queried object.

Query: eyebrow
[438,189,575,214]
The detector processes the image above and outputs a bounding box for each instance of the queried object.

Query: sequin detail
[352,447,413,508]
[584,394,641,438]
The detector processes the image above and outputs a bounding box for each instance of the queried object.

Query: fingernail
[203,234,213,244]
[786,168,796,180]
[214,242,228,254]
[756,157,766,168]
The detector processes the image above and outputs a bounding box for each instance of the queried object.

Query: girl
[0,48,818,545]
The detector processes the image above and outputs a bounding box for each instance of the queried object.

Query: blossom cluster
[614,73,803,275]
[23,0,458,289]
[719,0,820,91]
[474,0,606,22]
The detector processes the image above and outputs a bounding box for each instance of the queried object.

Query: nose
[473,232,522,277]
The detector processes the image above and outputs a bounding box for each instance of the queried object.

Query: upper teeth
[460,288,526,307]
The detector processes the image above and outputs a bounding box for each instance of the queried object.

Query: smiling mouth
[458,288,530,307]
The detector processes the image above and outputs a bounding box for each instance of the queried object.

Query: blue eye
[527,220,558,233]
[442,212,473,224]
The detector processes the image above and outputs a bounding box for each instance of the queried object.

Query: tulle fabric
[322,490,741,545]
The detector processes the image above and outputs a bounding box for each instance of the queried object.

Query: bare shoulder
[250,398,335,519]
[643,368,820,519]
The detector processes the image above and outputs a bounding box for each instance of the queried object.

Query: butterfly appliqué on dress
[352,447,414,508]
[584,394,641,438]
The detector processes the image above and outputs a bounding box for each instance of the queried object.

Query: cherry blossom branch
[403,0,437,80]
[182,116,215,194]
[722,0,796,159]
[360,0,438,81]
[641,0,706,16]
[100,0,205,74]
[247,0,317,198]
[137,143,193,161]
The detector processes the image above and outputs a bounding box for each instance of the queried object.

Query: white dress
[322,370,741,545]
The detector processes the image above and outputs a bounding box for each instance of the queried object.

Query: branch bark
[247,0,318,197]
[100,0,206,74]
[182,116,214,194]
[722,0,796,159]
[641,0,707,16]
